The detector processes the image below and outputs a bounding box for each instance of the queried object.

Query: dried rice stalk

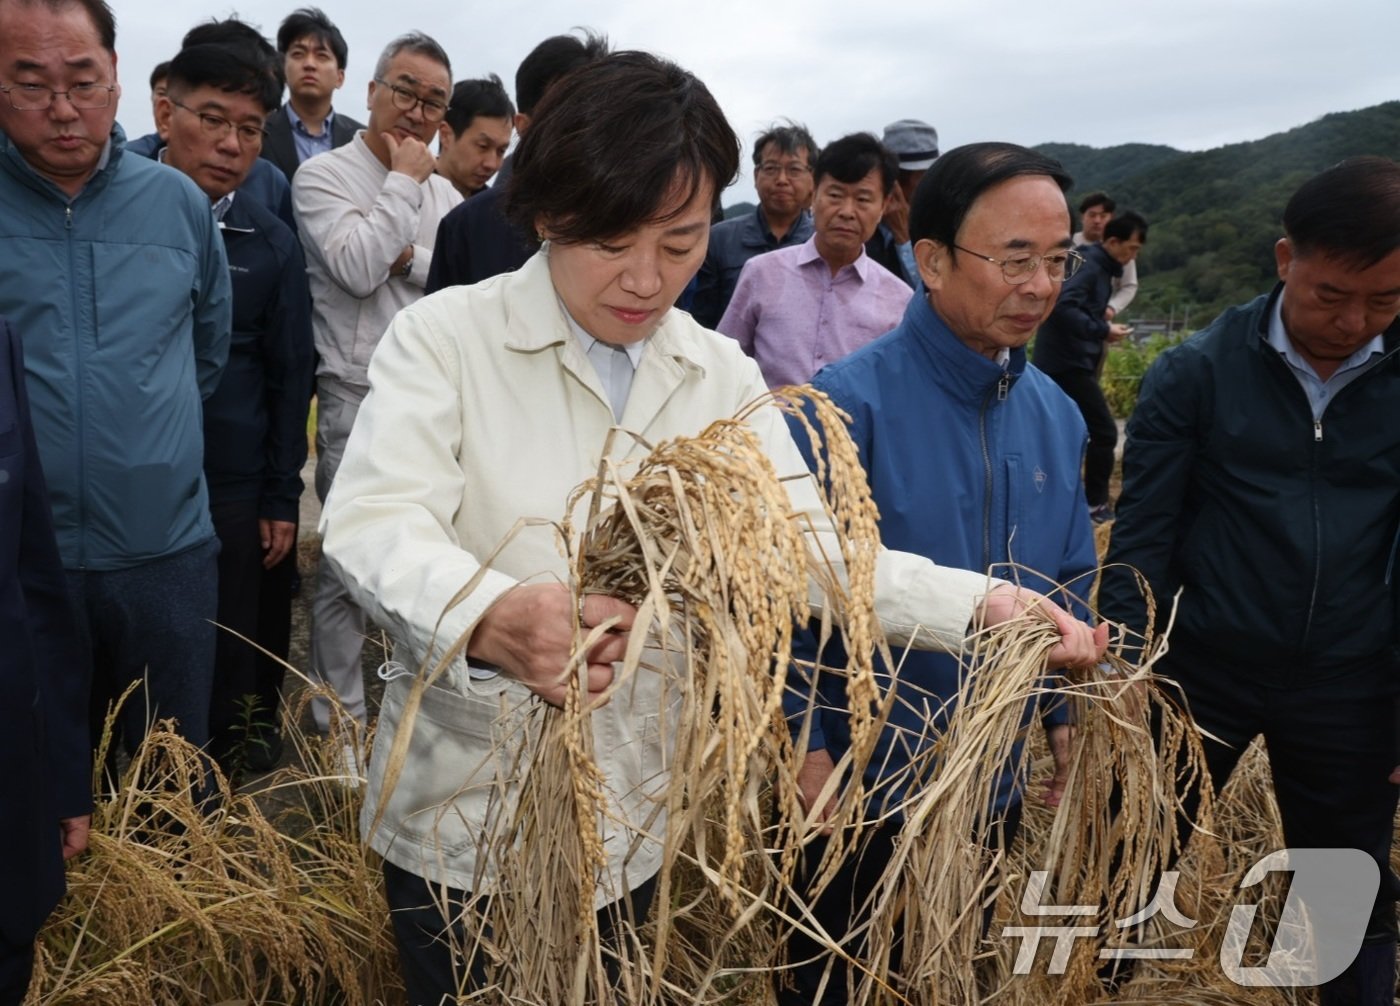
[29,688,398,1006]
[845,571,1206,1005]
[474,387,893,1005]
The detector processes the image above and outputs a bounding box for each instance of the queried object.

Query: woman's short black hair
[1284,156,1400,270]
[506,51,739,243]
[910,142,1072,249]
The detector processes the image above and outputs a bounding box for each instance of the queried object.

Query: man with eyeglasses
[0,0,231,766]
[781,142,1096,1005]
[293,31,461,742]
[153,23,314,777]
[690,121,818,328]
[129,22,298,234]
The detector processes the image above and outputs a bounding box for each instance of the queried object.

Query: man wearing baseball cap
[867,118,940,289]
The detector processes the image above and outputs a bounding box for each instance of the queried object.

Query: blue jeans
[69,537,219,759]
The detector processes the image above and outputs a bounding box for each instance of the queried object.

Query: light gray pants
[311,381,369,733]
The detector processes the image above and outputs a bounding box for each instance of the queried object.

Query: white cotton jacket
[319,248,998,900]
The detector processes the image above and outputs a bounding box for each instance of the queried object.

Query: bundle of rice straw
[474,387,892,1005]
[29,694,398,1005]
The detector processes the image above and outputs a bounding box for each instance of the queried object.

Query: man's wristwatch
[398,253,414,278]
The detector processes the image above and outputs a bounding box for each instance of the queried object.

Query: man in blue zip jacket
[781,142,1101,1006]
[1101,157,1400,1004]
[0,0,231,764]
[151,25,314,775]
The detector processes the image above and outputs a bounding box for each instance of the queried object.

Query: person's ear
[1275,237,1294,283]
[915,238,946,292]
[154,94,174,141]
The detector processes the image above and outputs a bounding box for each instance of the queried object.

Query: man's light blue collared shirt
[1266,293,1384,421]
[285,102,337,165]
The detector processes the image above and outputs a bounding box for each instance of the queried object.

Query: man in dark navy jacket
[1101,158,1400,1005]
[154,27,314,773]
[1033,211,1145,521]
[0,315,90,1005]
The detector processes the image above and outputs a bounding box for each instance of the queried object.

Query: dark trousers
[778,803,1023,1006]
[382,860,657,1005]
[208,497,263,767]
[1045,368,1117,507]
[1164,647,1400,1001]
[253,542,296,731]
[0,935,34,1006]
[73,537,219,770]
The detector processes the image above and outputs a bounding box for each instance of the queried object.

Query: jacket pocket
[370,677,537,858]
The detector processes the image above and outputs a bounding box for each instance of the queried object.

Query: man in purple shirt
[718,132,912,387]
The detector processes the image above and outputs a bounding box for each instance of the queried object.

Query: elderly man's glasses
[953,244,1084,284]
[1,82,115,111]
[374,78,448,121]
[756,162,812,180]
[171,99,266,146]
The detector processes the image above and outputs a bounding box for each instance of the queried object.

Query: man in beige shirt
[293,30,462,736]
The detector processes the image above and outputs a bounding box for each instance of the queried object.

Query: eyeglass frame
[0,81,116,111]
[372,77,448,122]
[755,161,813,180]
[169,98,267,147]
[951,243,1084,285]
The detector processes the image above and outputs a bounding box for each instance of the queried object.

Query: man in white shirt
[293,30,462,734]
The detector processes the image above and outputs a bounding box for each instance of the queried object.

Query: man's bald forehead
[0,0,117,51]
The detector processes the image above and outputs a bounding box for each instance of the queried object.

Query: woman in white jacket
[319,50,1106,1004]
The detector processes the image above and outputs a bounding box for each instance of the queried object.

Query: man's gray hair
[373,31,450,82]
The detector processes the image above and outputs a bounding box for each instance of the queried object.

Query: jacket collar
[741,206,813,249]
[1083,241,1124,279]
[796,234,873,282]
[1253,281,1400,356]
[501,246,709,431]
[906,291,1026,405]
[0,120,125,203]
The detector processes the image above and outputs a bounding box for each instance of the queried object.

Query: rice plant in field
[28,691,401,1005]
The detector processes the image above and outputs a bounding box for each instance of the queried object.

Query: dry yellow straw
[470,387,892,1004]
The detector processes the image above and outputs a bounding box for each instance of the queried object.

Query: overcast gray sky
[114,0,1400,206]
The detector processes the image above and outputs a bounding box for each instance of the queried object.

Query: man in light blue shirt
[260,8,364,179]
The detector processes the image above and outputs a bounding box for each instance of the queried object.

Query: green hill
[1038,102,1400,325]
[1037,142,1185,192]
